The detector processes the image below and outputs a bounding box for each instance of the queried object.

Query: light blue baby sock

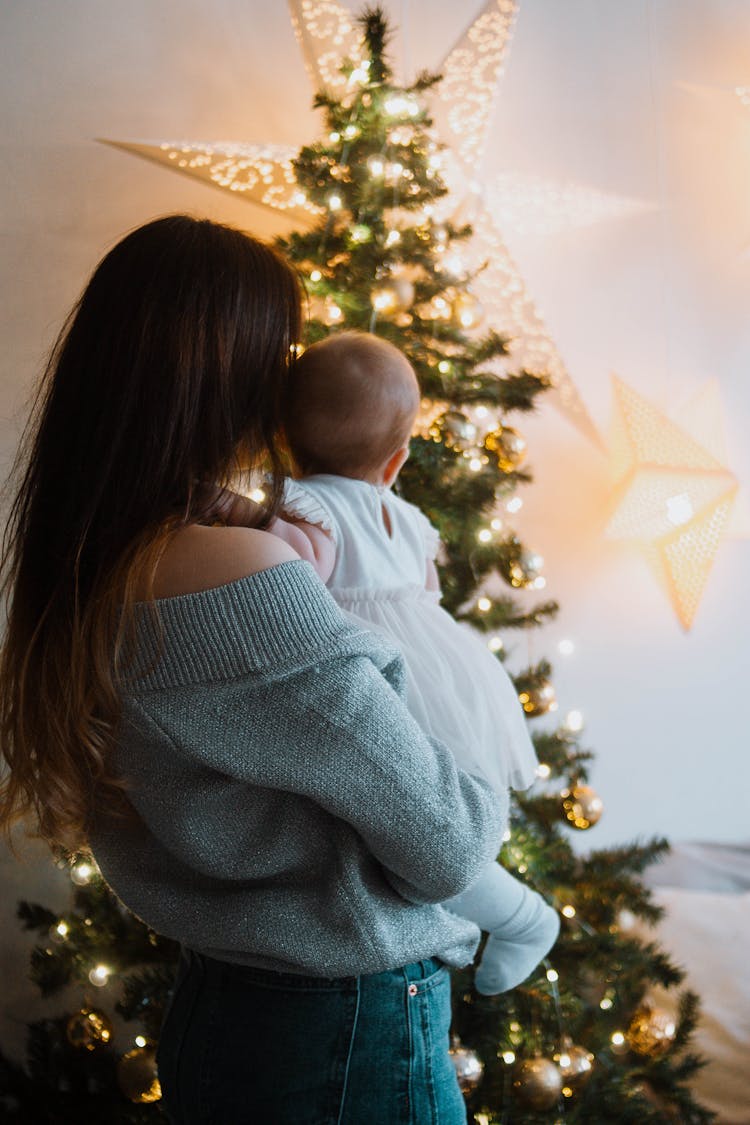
[445,861,560,995]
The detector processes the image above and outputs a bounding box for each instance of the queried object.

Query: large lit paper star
[102,1,647,445]
[605,375,740,630]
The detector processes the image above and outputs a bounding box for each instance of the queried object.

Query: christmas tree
[0,8,713,1122]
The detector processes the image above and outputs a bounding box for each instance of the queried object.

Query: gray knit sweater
[91,560,506,976]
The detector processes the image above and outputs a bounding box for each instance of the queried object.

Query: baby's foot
[474,897,560,995]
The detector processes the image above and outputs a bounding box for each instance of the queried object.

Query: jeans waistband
[184,949,443,992]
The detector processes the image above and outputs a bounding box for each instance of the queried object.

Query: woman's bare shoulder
[150,525,300,599]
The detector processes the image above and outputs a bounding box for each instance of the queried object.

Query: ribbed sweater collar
[125,560,351,691]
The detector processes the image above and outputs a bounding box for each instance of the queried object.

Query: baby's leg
[445,862,560,995]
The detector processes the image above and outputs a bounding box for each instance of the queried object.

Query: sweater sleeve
[282,653,507,903]
[191,649,507,906]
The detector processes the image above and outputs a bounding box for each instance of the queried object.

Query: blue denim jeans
[156,949,467,1124]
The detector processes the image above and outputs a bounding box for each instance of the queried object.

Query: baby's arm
[212,490,336,582]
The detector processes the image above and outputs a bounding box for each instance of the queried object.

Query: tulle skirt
[336,585,538,794]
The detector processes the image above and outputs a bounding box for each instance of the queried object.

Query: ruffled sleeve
[282,480,339,545]
[401,499,440,560]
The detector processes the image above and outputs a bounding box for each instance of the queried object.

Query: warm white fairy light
[611,1031,625,1046]
[89,964,112,987]
[558,639,575,656]
[343,124,359,139]
[385,230,401,246]
[70,862,94,886]
[329,131,341,142]
[490,517,503,531]
[368,157,384,176]
[502,1051,516,1064]
[561,904,576,918]
[248,488,266,504]
[310,269,322,282]
[477,596,492,613]
[506,497,523,514]
[55,921,69,938]
[468,457,483,472]
[618,909,636,931]
[328,193,342,210]
[487,635,503,653]
[477,529,492,543]
[564,710,584,733]
[437,360,452,374]
[326,301,343,321]
[546,968,559,983]
[600,997,613,1010]
[135,1035,148,1048]
[535,762,551,779]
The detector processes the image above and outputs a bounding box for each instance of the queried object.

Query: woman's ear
[382,445,409,487]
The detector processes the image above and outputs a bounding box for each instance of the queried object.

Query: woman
[0,215,505,1124]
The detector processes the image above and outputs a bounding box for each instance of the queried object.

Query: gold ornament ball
[518,679,556,717]
[512,1057,563,1110]
[483,425,527,472]
[449,1036,484,1093]
[452,291,485,330]
[561,785,604,830]
[116,1045,162,1104]
[434,410,478,452]
[555,1042,595,1092]
[66,1007,113,1051]
[626,1006,677,1059]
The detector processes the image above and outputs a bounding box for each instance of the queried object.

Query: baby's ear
[383,445,409,486]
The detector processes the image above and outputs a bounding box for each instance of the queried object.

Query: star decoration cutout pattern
[101,0,650,446]
[605,375,740,630]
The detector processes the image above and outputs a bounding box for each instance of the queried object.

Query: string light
[558,639,575,656]
[328,193,342,210]
[536,763,551,779]
[468,457,483,472]
[506,497,523,513]
[477,529,492,543]
[487,635,503,653]
[546,968,559,983]
[385,229,401,246]
[88,964,112,987]
[490,517,503,531]
[502,1051,516,1065]
[561,904,576,918]
[70,861,95,886]
[368,157,384,176]
[477,597,492,613]
[329,131,341,142]
[600,997,613,1010]
[309,269,322,282]
[563,710,584,733]
[135,1035,148,1048]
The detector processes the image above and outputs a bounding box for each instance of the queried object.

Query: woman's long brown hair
[0,215,302,851]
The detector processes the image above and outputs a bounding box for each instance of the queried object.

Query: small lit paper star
[605,375,740,630]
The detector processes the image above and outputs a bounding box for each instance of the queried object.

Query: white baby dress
[283,474,538,793]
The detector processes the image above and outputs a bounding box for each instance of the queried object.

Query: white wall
[1,0,749,1058]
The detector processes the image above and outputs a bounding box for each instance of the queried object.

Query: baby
[226,331,559,993]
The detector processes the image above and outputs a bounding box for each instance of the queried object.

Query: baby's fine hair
[285,331,420,478]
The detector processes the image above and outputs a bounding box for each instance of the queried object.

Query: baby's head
[285,331,420,484]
